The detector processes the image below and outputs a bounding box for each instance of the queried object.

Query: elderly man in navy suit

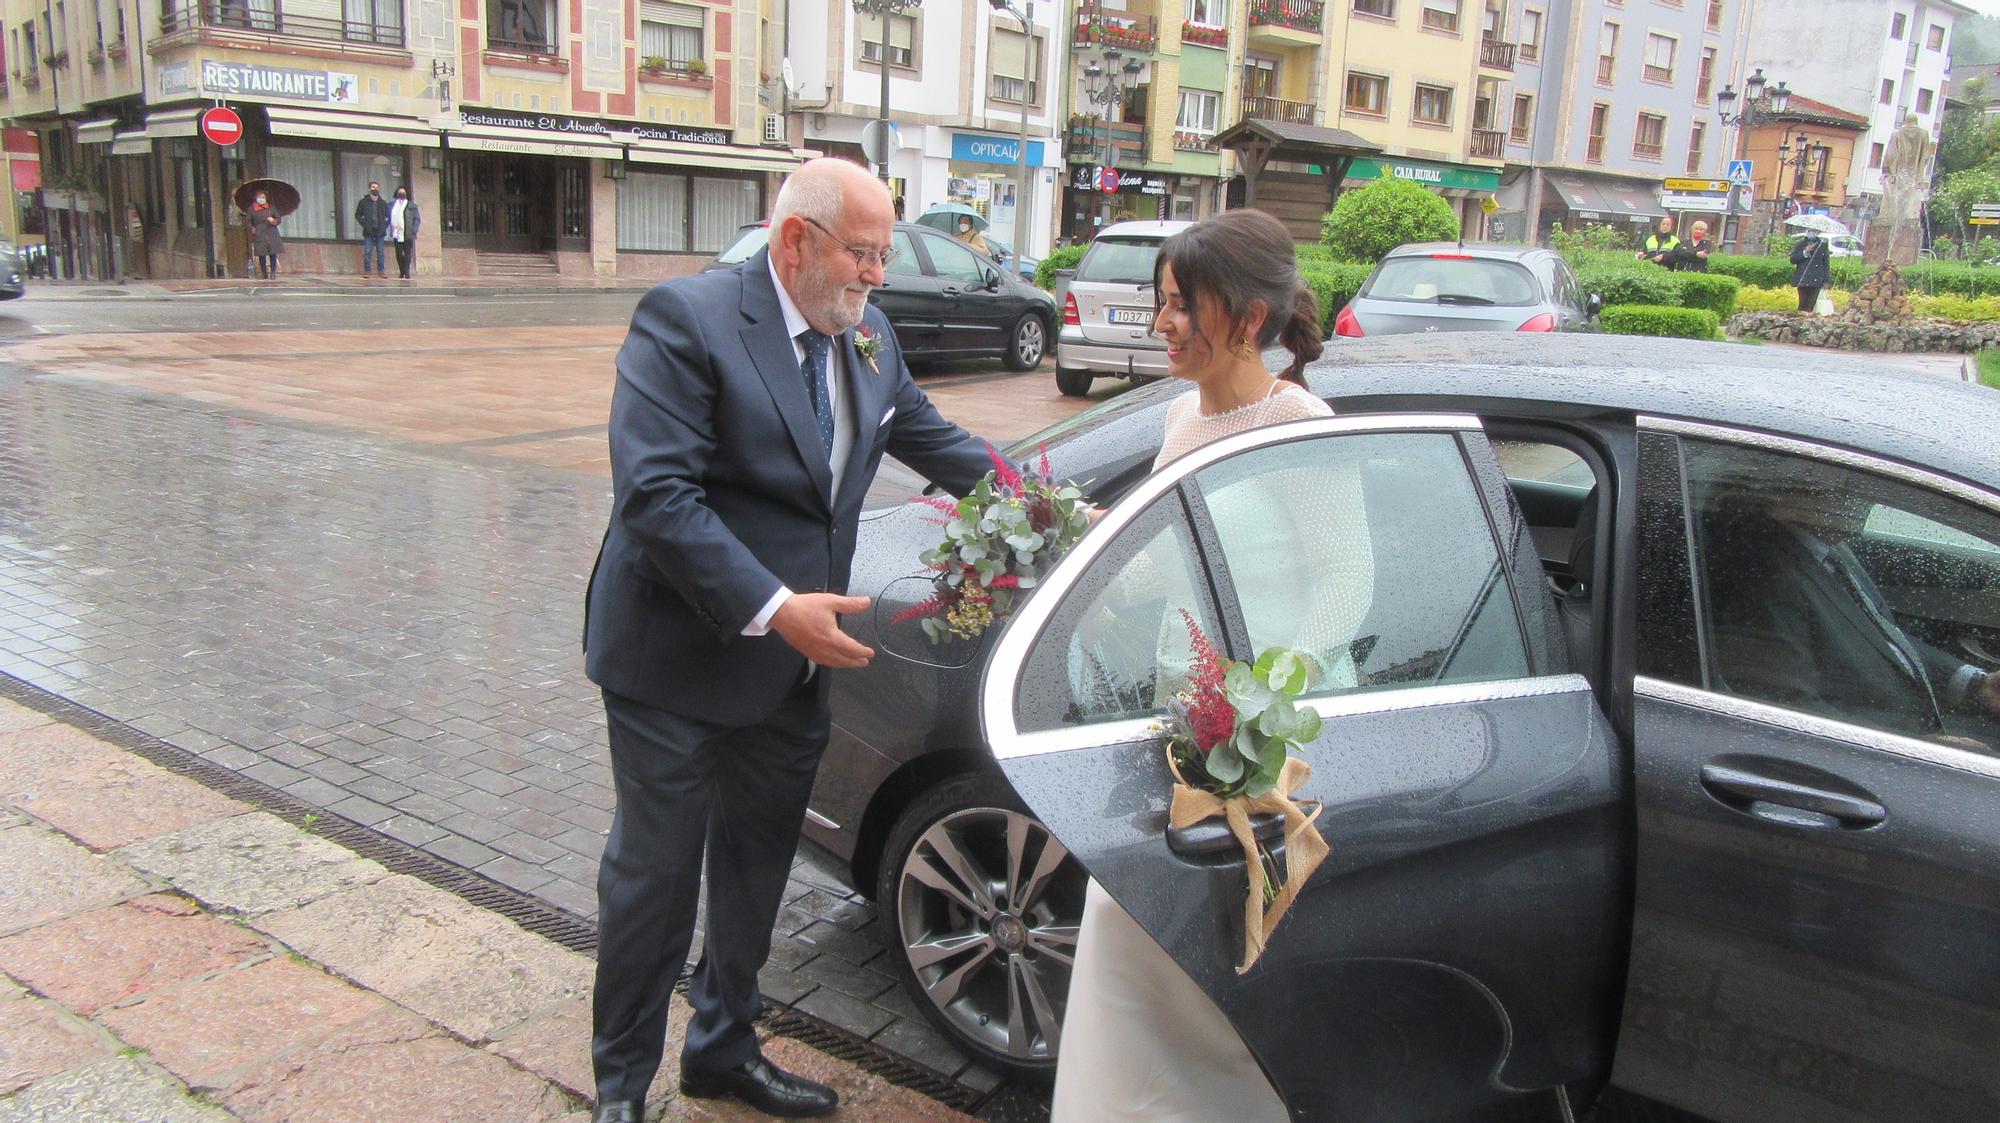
[582,158,996,1121]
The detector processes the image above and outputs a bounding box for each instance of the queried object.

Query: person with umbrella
[249,191,283,280]
[1791,223,1833,312]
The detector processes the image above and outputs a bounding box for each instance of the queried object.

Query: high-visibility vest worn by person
[1644,234,1681,254]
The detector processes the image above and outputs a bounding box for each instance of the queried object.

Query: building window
[1633,111,1665,159]
[1642,32,1675,83]
[989,27,1042,104]
[1352,0,1394,18]
[1482,0,1502,39]
[1685,120,1705,175]
[1519,7,1541,59]
[1869,141,1884,169]
[1421,0,1459,32]
[267,147,337,239]
[340,0,402,44]
[489,0,554,51]
[640,1,704,70]
[1412,83,1453,125]
[1696,46,1715,103]
[1510,92,1532,142]
[1880,77,1894,105]
[1597,21,1618,84]
[1176,89,1220,133]
[173,154,204,230]
[1917,87,1934,114]
[1705,0,1721,31]
[1928,23,1945,50]
[1890,12,1905,39]
[1813,145,1832,191]
[1344,71,1388,114]
[1186,0,1230,24]
[617,172,761,252]
[860,12,915,68]
[1587,102,1608,162]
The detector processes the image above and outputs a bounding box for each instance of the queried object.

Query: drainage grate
[0,671,1000,1115]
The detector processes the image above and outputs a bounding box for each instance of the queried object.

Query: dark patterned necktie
[798,329,834,459]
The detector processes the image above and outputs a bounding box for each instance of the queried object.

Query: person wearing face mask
[355,181,391,278]
[954,216,990,256]
[249,193,283,280]
[387,185,421,279]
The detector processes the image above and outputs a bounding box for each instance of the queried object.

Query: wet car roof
[1303,334,2000,493]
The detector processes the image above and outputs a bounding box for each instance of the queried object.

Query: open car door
[980,414,1627,1121]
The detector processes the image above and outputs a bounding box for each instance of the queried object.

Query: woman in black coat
[249,193,283,280]
[1790,231,1831,312]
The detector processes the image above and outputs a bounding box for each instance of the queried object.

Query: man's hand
[771,593,875,668]
[1970,668,2000,720]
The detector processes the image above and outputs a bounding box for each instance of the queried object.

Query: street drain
[0,670,997,1116]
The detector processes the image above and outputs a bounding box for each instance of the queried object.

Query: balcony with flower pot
[1181,20,1227,48]
[639,55,712,88]
[1248,0,1322,47]
[1074,0,1157,53]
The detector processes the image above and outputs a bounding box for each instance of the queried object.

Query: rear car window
[716,225,769,266]
[1364,257,1541,307]
[1076,238,1164,285]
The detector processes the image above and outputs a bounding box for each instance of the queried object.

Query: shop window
[335,151,403,239]
[619,172,689,251]
[989,26,1043,105]
[442,157,468,233]
[559,163,586,238]
[860,12,916,69]
[692,176,759,252]
[640,0,703,70]
[342,0,403,45]
[267,147,336,239]
[489,0,554,52]
[1176,89,1219,134]
[173,156,204,231]
[1345,72,1388,115]
[1412,83,1453,125]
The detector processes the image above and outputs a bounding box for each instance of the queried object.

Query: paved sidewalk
[0,693,974,1123]
[17,274,662,301]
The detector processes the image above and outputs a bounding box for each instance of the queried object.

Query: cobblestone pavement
[0,324,1127,1096]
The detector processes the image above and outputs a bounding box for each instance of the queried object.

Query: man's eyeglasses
[801,216,899,270]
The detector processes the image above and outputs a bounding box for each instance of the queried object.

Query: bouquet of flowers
[893,445,1090,644]
[1161,611,1331,973]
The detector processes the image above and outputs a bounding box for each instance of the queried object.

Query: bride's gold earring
[1237,339,1256,361]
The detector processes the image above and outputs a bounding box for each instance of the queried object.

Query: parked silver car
[1334,242,1600,338]
[1053,219,1193,397]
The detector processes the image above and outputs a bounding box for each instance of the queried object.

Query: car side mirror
[1586,292,1604,318]
[982,269,1001,290]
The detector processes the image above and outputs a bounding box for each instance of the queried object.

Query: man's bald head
[773,158,892,232]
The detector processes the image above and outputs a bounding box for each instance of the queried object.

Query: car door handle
[941,286,963,295]
[1699,764,1887,827]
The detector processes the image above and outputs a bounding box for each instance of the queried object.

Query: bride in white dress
[1051,209,1333,1123]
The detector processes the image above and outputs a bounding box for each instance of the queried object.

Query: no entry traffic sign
[199,106,243,147]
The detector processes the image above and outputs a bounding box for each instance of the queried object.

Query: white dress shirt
[744,253,857,636]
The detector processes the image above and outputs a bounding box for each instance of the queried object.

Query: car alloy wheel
[1006,315,1047,372]
[880,773,1082,1081]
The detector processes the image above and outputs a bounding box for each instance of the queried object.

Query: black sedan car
[707,220,1056,371]
[808,333,2000,1120]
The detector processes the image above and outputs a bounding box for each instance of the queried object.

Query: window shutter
[890,14,913,50]
[991,27,1025,80]
[643,1,702,28]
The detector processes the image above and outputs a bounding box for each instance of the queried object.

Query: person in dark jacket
[1673,219,1713,272]
[1790,230,1832,311]
[388,185,421,280]
[1636,216,1679,267]
[249,194,283,280]
[354,182,391,277]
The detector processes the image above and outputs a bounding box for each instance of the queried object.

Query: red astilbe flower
[891,596,947,625]
[986,443,1024,493]
[1179,611,1236,754]
[1038,444,1053,484]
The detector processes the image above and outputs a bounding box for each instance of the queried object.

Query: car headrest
[1568,485,1599,590]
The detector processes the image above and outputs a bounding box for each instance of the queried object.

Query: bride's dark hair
[1152,209,1323,385]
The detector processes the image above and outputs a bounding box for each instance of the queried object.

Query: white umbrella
[1785,213,1852,239]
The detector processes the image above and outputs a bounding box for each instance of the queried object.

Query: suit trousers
[394,241,414,279]
[592,678,829,1102]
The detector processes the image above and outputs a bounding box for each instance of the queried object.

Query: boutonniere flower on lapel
[854,326,883,375]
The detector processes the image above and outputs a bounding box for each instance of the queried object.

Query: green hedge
[1675,273,1741,317]
[1600,304,1720,340]
[1707,252,1867,291]
[1033,243,1088,291]
[1574,258,1682,306]
[1300,263,1375,336]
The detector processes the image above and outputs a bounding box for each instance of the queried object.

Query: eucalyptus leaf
[1258,737,1288,782]
[1224,663,1274,719]
[1243,769,1277,800]
[1205,745,1244,784]
[1292,708,1323,743]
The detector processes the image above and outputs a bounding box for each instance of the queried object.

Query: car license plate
[1107,307,1153,325]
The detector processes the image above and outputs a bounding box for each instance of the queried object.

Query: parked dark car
[1334,242,1602,337]
[809,332,2000,1120]
[0,238,23,299]
[706,220,1056,370]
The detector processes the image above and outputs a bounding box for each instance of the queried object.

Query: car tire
[1055,366,1093,397]
[876,770,1084,1085]
[1004,314,1047,372]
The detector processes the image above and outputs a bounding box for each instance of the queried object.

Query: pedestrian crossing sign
[1727,159,1754,187]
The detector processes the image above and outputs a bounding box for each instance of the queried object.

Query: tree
[1321,173,1461,263]
[1928,166,2000,249]
[1935,76,2000,177]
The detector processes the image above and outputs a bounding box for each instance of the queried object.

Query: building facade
[1744,0,1972,238]
[1498,0,1753,246]
[2,0,803,279]
[787,0,1060,258]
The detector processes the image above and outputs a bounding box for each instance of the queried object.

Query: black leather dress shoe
[679,1054,838,1118]
[590,1099,639,1123]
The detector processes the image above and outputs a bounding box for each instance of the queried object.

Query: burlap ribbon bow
[1168,756,1329,974]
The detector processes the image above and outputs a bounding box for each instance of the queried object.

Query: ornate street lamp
[1079,48,1143,168]
[1714,68,1794,250]
[854,0,923,185]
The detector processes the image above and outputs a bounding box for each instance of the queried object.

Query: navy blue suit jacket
[584,249,993,723]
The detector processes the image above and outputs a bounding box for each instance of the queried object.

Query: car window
[921,233,992,284]
[1190,433,1530,699]
[1363,257,1541,306]
[887,229,923,277]
[1555,260,1582,309]
[1075,237,1163,285]
[1014,491,1221,732]
[1527,255,1559,300]
[715,225,769,265]
[1681,438,2000,750]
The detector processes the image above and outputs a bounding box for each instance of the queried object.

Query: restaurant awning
[264,107,442,148]
[625,141,804,174]
[1601,179,1665,221]
[143,108,204,139]
[110,130,151,156]
[448,129,624,159]
[1544,173,1616,219]
[76,119,117,145]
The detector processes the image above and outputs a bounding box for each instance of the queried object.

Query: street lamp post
[854,0,922,187]
[1076,48,1143,236]
[1715,67,1792,251]
[988,0,1036,261]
